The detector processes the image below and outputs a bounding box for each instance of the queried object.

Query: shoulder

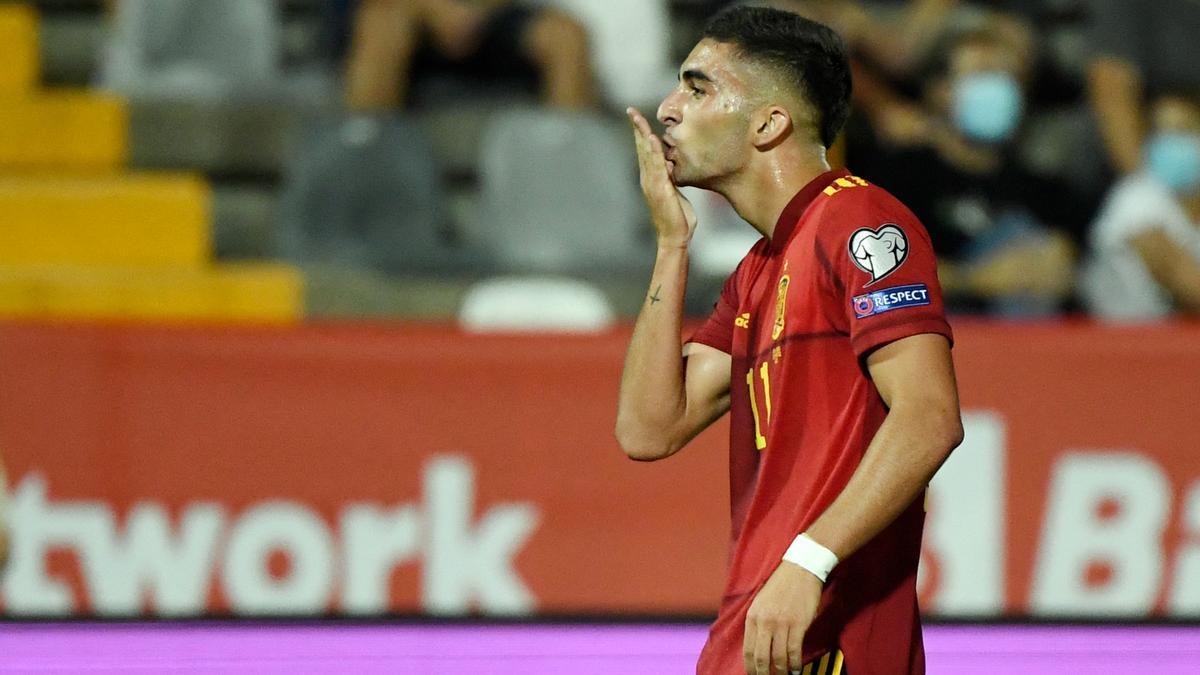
[1110,173,1175,209]
[721,236,770,298]
[812,174,928,244]
[1094,173,1186,245]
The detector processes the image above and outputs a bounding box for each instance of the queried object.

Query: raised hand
[626,107,698,249]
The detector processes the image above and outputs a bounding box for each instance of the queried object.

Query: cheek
[720,92,747,115]
[683,107,738,146]
[707,118,748,158]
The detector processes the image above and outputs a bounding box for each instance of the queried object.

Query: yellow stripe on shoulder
[822,175,871,197]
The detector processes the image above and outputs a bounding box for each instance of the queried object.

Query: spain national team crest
[772,274,790,341]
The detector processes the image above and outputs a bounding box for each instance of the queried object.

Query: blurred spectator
[1087,0,1200,175]
[771,0,958,77]
[338,0,597,110]
[858,24,1088,315]
[1080,95,1200,321]
[766,1,962,151]
[542,0,676,110]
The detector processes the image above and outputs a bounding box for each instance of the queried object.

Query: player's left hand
[743,562,822,675]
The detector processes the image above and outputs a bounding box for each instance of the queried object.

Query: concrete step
[0,3,39,94]
[0,92,127,171]
[0,173,209,267]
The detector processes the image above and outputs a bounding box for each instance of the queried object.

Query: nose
[657,90,680,127]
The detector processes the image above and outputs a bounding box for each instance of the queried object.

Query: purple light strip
[0,624,1197,674]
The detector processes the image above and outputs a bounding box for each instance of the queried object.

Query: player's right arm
[615,108,732,461]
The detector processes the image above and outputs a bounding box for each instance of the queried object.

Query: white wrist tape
[782,533,838,583]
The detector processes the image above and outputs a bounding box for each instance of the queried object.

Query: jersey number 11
[746,362,772,450]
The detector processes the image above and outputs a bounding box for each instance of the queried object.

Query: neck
[715,143,832,238]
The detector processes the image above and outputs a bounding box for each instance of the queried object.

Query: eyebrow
[680,69,714,85]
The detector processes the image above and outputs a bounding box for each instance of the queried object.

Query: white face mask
[1144,132,1200,195]
[951,72,1024,144]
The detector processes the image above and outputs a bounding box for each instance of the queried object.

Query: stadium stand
[0,3,38,94]
[279,114,459,275]
[0,175,209,267]
[476,108,644,274]
[0,93,126,172]
[14,0,1184,320]
[0,1,302,323]
[97,0,283,102]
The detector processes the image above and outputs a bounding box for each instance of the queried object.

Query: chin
[670,166,700,188]
[674,173,712,190]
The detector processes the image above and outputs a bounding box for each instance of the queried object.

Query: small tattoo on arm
[649,285,663,305]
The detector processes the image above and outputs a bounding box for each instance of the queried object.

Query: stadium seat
[0,174,209,268]
[0,3,39,95]
[0,263,302,323]
[0,93,127,171]
[458,276,615,333]
[98,0,282,102]
[475,108,645,275]
[279,114,481,275]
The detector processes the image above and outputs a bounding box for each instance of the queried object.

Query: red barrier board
[0,321,1197,618]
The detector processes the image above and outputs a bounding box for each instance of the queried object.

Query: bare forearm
[1089,59,1144,175]
[1166,268,1200,313]
[1132,230,1200,314]
[615,246,690,457]
[806,402,962,560]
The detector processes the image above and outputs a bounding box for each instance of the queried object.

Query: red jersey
[689,169,953,675]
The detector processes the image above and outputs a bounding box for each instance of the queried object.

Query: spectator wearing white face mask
[1087,0,1200,176]
[859,24,1090,316]
[1081,95,1200,321]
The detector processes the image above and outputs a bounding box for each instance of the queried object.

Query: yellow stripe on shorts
[797,649,844,675]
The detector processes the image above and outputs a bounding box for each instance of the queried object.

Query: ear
[751,105,793,150]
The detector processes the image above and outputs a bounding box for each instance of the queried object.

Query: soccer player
[615,7,962,675]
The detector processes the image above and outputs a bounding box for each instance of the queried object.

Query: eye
[690,85,705,98]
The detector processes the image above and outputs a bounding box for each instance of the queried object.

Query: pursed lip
[662,135,677,159]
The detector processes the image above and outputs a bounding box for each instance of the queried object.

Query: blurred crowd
[94,0,1200,322]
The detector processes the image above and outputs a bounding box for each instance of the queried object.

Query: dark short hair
[703,5,852,148]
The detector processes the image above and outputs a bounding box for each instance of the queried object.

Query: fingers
[744,618,804,675]
[743,622,773,675]
[771,625,790,674]
[626,107,649,164]
[757,628,772,675]
[786,626,804,673]
[625,106,654,139]
[626,107,669,185]
[626,108,649,172]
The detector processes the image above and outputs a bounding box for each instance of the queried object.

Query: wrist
[656,238,690,253]
[782,533,839,583]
